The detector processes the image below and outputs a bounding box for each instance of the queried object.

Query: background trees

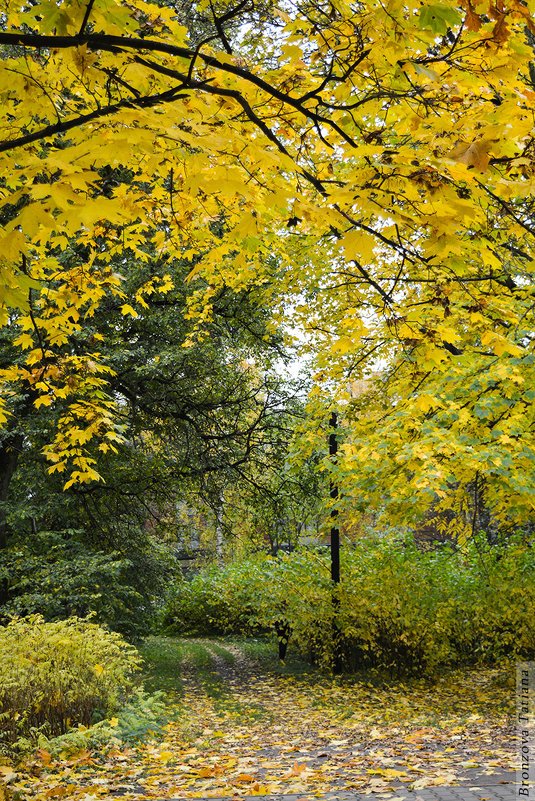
[0,229,316,631]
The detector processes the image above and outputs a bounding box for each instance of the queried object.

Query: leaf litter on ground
[3,637,516,800]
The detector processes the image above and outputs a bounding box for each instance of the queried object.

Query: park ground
[7,637,516,800]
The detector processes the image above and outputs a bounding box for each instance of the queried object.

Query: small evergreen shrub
[0,615,141,748]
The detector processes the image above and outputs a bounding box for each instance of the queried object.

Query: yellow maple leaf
[448,139,492,171]
[72,44,98,76]
[341,229,375,262]
[330,337,355,353]
[120,304,139,318]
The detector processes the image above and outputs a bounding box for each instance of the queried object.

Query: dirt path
[9,638,517,800]
[150,639,516,797]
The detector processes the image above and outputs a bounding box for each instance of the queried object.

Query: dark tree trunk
[329,412,342,674]
[0,432,23,605]
[0,432,22,549]
[274,619,291,660]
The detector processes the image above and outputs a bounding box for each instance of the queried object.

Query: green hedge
[162,536,535,673]
[162,557,267,635]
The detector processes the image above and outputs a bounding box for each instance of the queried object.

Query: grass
[182,641,215,670]
[206,642,236,663]
[138,633,400,718]
[140,636,271,724]
[138,635,185,695]
[221,635,315,675]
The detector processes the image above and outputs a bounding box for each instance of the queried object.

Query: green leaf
[418,4,462,34]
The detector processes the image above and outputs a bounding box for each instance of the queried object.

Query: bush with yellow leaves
[0,615,141,749]
[163,534,535,675]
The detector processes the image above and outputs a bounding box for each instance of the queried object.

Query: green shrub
[161,536,535,674]
[162,556,268,635]
[267,537,535,673]
[38,689,169,757]
[440,540,535,662]
[0,615,141,749]
[0,530,153,638]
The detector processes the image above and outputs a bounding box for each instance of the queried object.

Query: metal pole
[329,412,340,584]
[329,411,342,674]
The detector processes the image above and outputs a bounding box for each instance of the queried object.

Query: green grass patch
[224,635,315,676]
[182,641,215,671]
[225,636,274,662]
[139,635,311,724]
[207,642,237,664]
[184,638,269,722]
[139,635,185,695]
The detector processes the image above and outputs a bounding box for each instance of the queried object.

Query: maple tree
[0,0,535,529]
[0,240,305,628]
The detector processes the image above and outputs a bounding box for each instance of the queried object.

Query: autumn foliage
[0,0,534,529]
[0,616,140,748]
[164,539,535,673]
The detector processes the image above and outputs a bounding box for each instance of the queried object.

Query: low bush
[37,689,169,757]
[162,556,267,635]
[268,537,535,673]
[0,615,141,750]
[161,535,535,674]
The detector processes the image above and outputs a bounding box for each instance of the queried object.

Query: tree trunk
[187,505,200,551]
[0,432,23,550]
[0,431,23,606]
[329,412,342,675]
[215,496,224,559]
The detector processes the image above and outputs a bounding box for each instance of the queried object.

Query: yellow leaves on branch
[341,230,376,263]
[448,139,493,172]
[480,331,522,357]
[71,44,98,78]
[40,358,124,488]
[120,304,138,318]
[0,0,534,499]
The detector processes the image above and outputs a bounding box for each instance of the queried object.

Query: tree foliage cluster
[161,554,267,635]
[0,0,534,534]
[163,537,535,674]
[0,197,311,633]
[0,530,152,636]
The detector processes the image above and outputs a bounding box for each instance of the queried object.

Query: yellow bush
[0,615,141,747]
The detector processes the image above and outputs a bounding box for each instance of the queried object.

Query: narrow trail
[171,639,516,796]
[11,638,516,801]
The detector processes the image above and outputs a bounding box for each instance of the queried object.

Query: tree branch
[0,32,359,148]
[0,86,187,154]
[78,0,96,36]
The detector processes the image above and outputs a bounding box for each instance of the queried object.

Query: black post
[329,412,342,674]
